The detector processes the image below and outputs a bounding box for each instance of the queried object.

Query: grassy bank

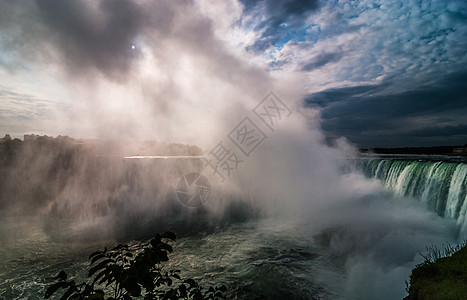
[405,244,467,300]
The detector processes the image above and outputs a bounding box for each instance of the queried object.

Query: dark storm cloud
[304,84,390,108]
[296,0,467,147]
[240,0,320,52]
[407,124,467,138]
[0,0,265,87]
[306,71,467,147]
[0,0,185,82]
[34,0,145,81]
[301,52,343,72]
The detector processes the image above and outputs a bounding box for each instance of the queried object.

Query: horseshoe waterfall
[351,156,467,236]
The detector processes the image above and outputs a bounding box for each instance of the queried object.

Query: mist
[0,1,462,299]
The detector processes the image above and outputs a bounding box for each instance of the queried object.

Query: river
[1,154,465,299]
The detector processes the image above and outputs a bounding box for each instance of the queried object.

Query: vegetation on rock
[405,242,467,300]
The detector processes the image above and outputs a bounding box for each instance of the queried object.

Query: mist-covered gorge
[1,135,465,300]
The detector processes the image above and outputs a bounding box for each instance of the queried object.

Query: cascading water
[351,156,467,236]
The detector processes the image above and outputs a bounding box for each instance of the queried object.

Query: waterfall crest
[352,157,467,234]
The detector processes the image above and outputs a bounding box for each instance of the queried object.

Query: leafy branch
[45,232,226,300]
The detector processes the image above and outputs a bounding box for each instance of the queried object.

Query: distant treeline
[0,134,204,216]
[360,145,467,155]
[0,134,203,164]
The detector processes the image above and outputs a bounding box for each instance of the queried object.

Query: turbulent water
[1,155,466,300]
[349,155,467,236]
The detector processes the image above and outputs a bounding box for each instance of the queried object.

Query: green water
[353,156,467,236]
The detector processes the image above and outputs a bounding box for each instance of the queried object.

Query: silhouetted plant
[418,240,467,265]
[45,232,226,299]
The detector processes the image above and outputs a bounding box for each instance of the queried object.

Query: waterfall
[351,157,467,235]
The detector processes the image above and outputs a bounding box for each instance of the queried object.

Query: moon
[131,45,136,50]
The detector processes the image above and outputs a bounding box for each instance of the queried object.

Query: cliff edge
[404,245,467,300]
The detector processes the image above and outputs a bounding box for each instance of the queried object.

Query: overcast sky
[1,0,466,147]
